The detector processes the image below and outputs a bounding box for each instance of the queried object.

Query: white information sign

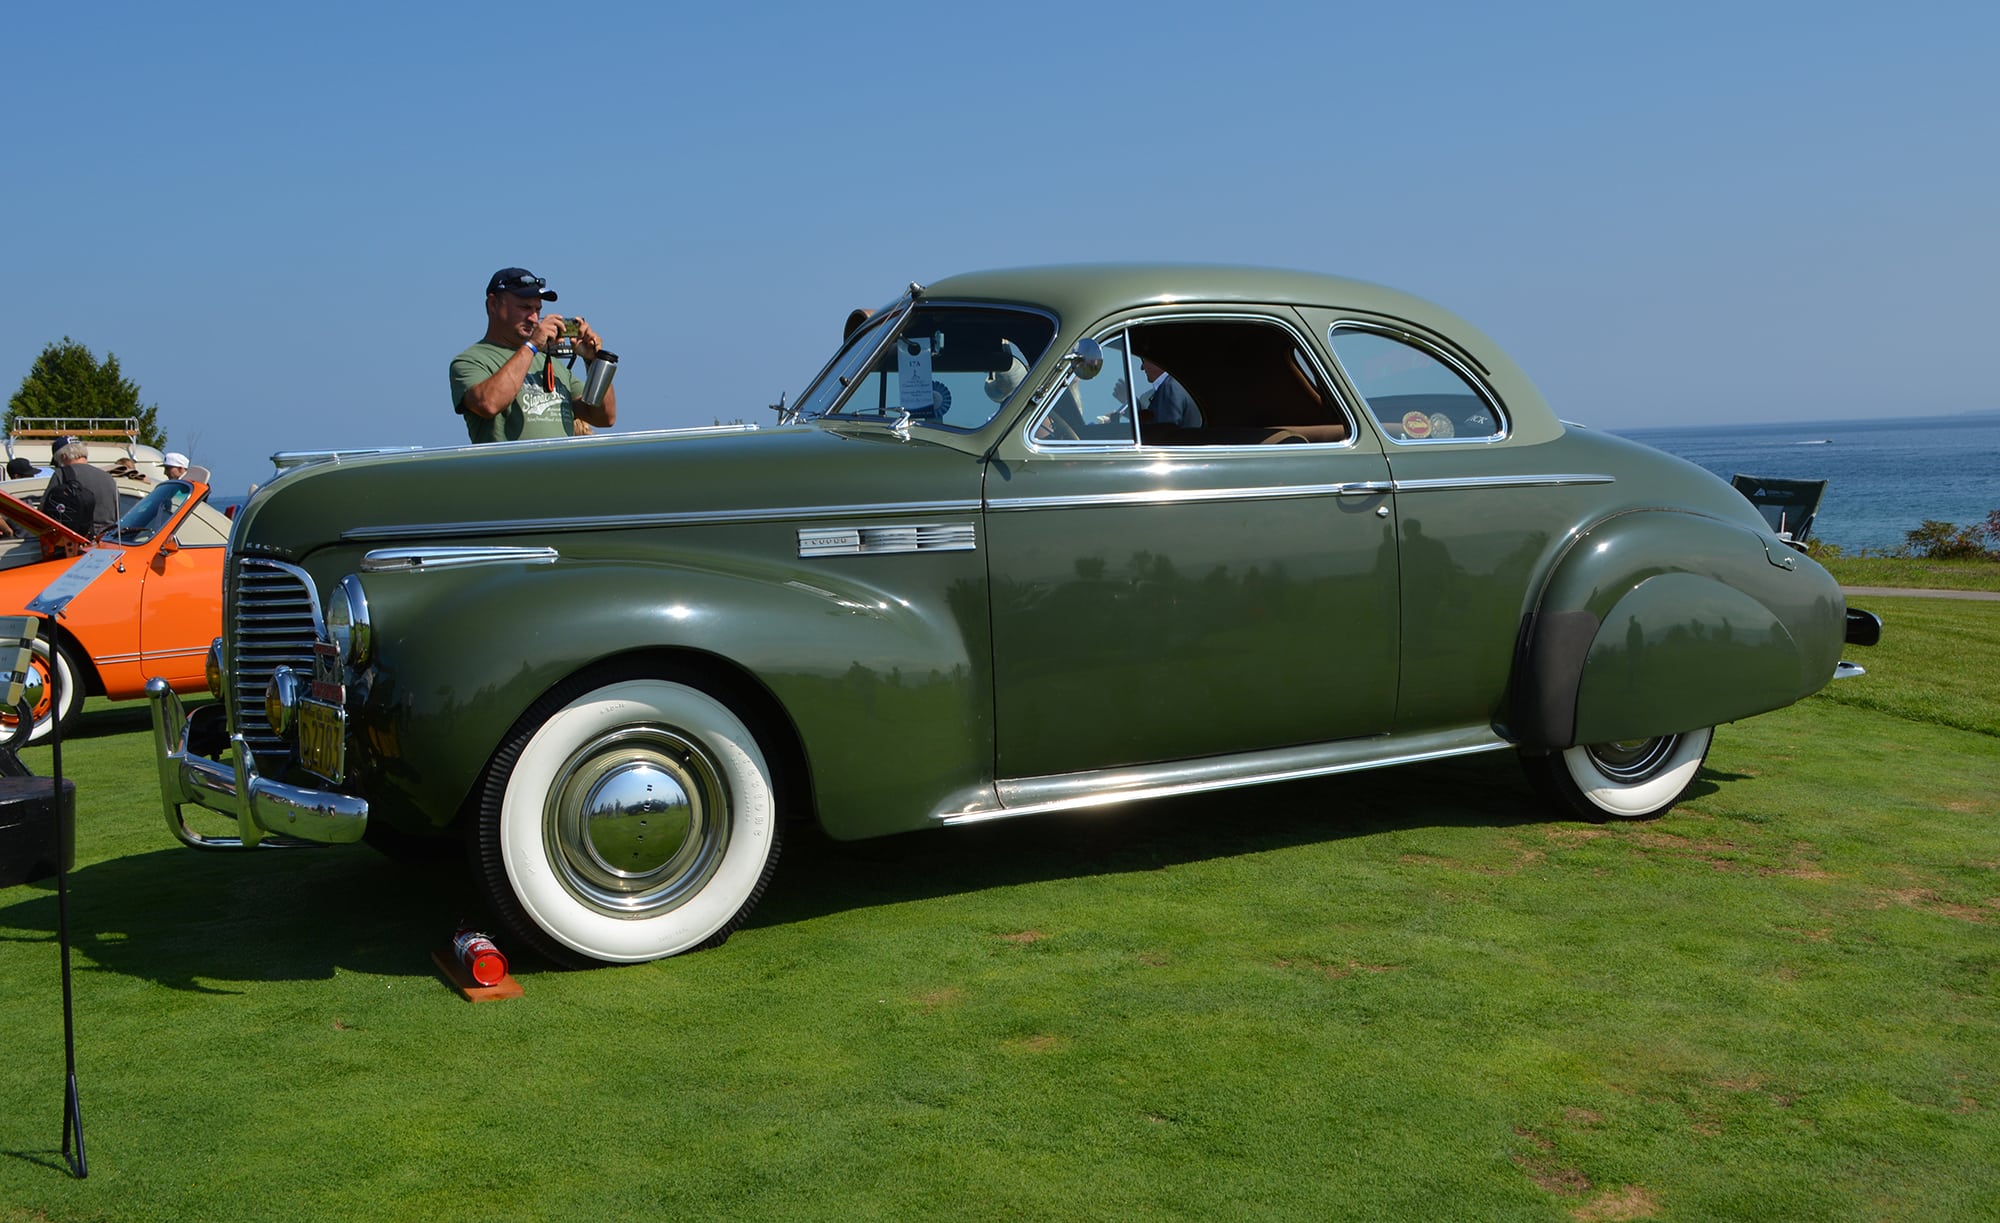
[897,337,935,412]
[26,548,122,616]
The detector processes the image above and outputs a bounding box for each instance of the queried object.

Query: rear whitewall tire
[476,676,781,966]
[1522,727,1714,822]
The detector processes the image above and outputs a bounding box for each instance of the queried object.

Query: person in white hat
[163,452,190,479]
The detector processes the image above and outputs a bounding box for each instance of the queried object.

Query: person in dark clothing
[41,435,119,539]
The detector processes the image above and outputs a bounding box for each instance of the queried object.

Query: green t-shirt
[449,341,585,443]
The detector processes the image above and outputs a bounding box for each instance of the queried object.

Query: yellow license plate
[299,699,345,783]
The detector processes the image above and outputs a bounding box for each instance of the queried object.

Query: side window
[175,505,229,547]
[1128,318,1350,446]
[1326,327,1502,442]
[1032,332,1136,445]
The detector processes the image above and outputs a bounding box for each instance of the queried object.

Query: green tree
[7,336,167,448]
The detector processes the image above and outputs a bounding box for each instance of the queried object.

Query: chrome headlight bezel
[325,574,372,668]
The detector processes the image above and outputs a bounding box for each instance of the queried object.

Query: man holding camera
[450,267,618,443]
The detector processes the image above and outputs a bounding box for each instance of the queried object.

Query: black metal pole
[45,612,85,1178]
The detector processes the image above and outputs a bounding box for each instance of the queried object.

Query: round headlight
[206,637,224,699]
[265,666,300,737]
[325,574,372,667]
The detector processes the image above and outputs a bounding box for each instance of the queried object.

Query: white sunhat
[164,452,190,468]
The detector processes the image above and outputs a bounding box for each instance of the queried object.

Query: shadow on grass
[749,751,1559,934]
[59,703,158,740]
[1,750,1716,985]
[0,839,479,993]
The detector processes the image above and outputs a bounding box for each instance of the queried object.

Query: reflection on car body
[146,265,1876,967]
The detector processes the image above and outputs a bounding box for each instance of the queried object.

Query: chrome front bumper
[146,678,368,850]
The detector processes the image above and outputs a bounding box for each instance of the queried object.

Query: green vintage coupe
[148,266,1877,966]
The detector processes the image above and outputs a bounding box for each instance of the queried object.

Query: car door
[136,494,226,690]
[1313,314,1603,735]
[982,311,1400,780]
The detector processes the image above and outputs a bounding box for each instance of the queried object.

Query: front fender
[340,540,992,838]
[1510,511,1845,749]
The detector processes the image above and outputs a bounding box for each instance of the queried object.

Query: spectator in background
[450,267,617,443]
[163,452,190,479]
[5,458,37,480]
[41,435,118,539]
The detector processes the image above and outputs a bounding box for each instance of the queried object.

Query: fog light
[206,637,224,699]
[265,666,300,738]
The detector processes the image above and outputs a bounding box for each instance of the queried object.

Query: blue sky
[5,1,1995,492]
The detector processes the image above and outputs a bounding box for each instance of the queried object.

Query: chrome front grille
[228,558,324,759]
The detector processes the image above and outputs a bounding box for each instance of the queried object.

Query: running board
[933,725,1512,826]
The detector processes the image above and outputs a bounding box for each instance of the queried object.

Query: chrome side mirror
[1063,338,1104,380]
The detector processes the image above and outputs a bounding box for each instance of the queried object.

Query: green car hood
[234,425,985,561]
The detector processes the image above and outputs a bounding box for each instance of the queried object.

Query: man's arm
[454,315,565,419]
[574,381,616,429]
[455,346,535,420]
[571,317,617,429]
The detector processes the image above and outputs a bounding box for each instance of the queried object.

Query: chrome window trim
[341,499,987,542]
[360,546,560,573]
[1025,310,1362,454]
[1326,320,1512,446]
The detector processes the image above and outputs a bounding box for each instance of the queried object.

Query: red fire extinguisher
[452,927,508,986]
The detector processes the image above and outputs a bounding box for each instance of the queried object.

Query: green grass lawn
[2,606,1996,1221]
[1823,554,2000,593]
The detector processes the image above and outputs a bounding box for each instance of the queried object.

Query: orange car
[0,478,227,741]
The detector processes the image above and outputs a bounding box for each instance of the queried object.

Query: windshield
[801,304,1059,432]
[103,480,192,546]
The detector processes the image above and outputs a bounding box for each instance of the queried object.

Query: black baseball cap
[52,434,81,456]
[486,267,558,302]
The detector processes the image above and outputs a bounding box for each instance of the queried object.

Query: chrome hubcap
[1584,735,1678,782]
[545,726,729,917]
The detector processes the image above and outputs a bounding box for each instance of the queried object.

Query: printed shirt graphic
[449,341,582,443]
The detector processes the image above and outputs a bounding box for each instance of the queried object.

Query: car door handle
[1334,482,1394,496]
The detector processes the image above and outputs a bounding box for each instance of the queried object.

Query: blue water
[1611,414,2000,554]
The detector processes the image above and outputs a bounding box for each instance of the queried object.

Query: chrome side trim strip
[96,646,209,666]
[361,546,560,573]
[986,475,1605,513]
[933,725,1512,825]
[988,482,1388,512]
[1389,473,1614,493]
[341,499,986,542]
[798,523,976,557]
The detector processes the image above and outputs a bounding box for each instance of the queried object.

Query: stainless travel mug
[580,351,619,407]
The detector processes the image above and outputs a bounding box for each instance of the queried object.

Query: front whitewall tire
[482,678,780,965]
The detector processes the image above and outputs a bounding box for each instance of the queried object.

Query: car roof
[920,263,1471,333]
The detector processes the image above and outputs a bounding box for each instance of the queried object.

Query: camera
[549,317,582,358]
